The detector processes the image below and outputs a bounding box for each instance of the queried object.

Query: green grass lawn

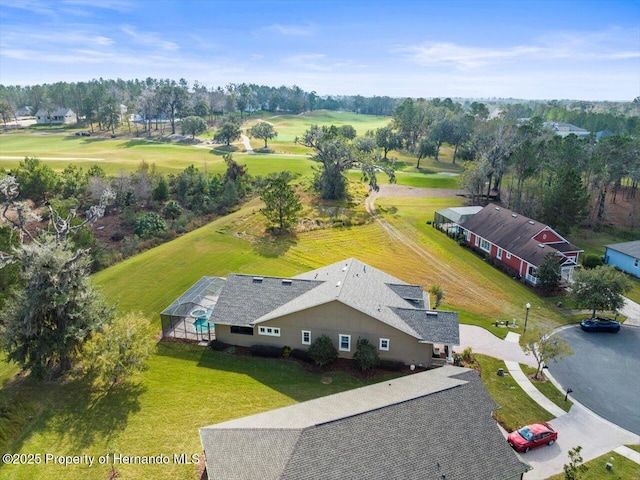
[520,364,572,412]
[374,196,569,335]
[546,451,640,480]
[0,111,598,479]
[475,354,554,432]
[0,133,318,177]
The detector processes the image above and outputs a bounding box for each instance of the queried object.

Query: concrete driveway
[548,325,640,435]
[522,402,639,479]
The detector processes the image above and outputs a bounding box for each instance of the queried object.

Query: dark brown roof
[460,204,581,267]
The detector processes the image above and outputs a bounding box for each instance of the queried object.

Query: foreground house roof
[461,204,582,267]
[200,367,530,480]
[208,258,459,345]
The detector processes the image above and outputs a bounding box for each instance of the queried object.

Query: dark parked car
[508,422,558,453]
[580,317,621,333]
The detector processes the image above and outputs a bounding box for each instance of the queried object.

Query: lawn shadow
[209,146,238,156]
[1,374,145,456]
[47,378,146,451]
[61,135,109,143]
[253,232,298,258]
[154,342,401,404]
[119,138,172,148]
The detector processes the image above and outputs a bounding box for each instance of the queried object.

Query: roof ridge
[334,259,354,298]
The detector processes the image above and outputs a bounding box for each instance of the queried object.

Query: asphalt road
[548,325,640,435]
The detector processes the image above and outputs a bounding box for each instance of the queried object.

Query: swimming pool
[193,317,213,333]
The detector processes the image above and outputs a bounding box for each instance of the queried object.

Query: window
[301,330,311,345]
[497,248,503,260]
[506,252,512,260]
[230,326,253,335]
[465,230,471,242]
[258,326,280,337]
[339,334,351,352]
[474,235,479,246]
[480,238,490,253]
[379,338,390,351]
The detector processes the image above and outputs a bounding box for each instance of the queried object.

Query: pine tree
[541,167,589,235]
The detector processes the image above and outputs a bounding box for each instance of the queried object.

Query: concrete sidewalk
[504,361,566,418]
[458,325,536,366]
[458,324,640,479]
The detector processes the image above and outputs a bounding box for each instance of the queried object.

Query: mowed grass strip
[546,451,640,480]
[520,364,573,412]
[374,196,567,333]
[2,342,397,480]
[476,354,554,432]
[0,133,317,177]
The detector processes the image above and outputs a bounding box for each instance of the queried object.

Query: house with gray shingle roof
[605,241,640,278]
[207,258,459,366]
[199,366,530,480]
[460,204,582,285]
[35,108,77,124]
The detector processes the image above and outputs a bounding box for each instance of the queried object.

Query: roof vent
[426,311,438,317]
[336,281,341,287]
[282,279,292,285]
[252,277,263,283]
[511,214,517,218]
[528,220,535,225]
[342,265,348,272]
[494,207,500,210]
[538,244,545,248]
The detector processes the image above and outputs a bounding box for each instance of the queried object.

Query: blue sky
[0,0,639,100]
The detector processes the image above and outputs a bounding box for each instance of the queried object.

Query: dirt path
[364,186,464,286]
[364,184,508,313]
[371,183,464,199]
[240,134,254,153]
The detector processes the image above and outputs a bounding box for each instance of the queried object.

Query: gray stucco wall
[216,301,433,367]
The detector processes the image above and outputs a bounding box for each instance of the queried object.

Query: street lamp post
[524,303,531,334]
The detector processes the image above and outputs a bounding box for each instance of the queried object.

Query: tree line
[0,79,402,131]
[0,153,255,278]
[386,98,639,235]
[1,78,637,135]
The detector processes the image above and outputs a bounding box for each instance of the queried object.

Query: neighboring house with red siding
[459,204,582,285]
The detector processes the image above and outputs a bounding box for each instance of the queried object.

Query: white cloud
[394,27,640,69]
[121,25,179,51]
[266,23,314,36]
[284,53,331,71]
[393,42,542,69]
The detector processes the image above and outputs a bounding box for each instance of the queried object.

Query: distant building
[604,241,640,278]
[35,108,77,124]
[15,106,32,117]
[542,121,590,138]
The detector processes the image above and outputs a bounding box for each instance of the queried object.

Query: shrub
[378,359,405,371]
[133,212,167,239]
[462,347,475,364]
[290,348,312,363]
[353,337,379,372]
[249,344,282,358]
[308,334,338,367]
[208,340,230,352]
[582,254,604,269]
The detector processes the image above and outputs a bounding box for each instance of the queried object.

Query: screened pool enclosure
[160,276,226,342]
